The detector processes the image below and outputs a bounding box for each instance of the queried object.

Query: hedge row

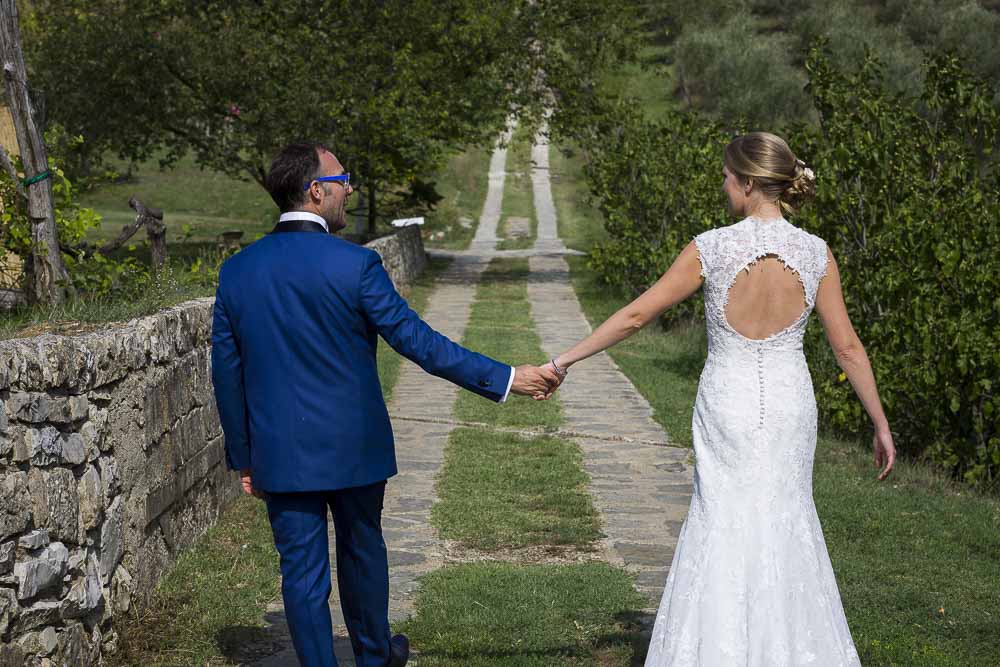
[580,46,999,485]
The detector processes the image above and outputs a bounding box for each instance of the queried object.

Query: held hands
[511,364,563,400]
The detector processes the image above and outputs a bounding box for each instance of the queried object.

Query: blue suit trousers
[265,481,391,667]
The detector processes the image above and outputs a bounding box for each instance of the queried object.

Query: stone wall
[367,224,428,291]
[0,225,427,665]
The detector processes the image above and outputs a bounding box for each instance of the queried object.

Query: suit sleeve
[211,288,251,470]
[359,252,510,402]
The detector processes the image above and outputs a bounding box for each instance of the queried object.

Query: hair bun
[781,159,816,215]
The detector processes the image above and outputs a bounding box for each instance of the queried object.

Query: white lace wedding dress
[644,217,862,666]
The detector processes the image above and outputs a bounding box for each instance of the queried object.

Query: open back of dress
[724,254,807,340]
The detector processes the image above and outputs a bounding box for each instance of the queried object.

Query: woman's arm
[551,241,703,370]
[814,247,896,480]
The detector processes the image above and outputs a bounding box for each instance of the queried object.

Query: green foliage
[580,47,1000,485]
[25,0,638,233]
[799,47,1000,486]
[639,0,1000,125]
[583,104,730,321]
[673,14,812,125]
[0,130,110,293]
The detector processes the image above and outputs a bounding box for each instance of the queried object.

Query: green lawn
[422,146,492,250]
[79,146,491,251]
[78,153,276,245]
[399,562,646,666]
[566,258,1000,666]
[109,495,278,667]
[432,427,600,551]
[549,145,609,253]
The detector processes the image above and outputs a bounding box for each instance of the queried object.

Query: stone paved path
[250,125,693,665]
[526,126,693,606]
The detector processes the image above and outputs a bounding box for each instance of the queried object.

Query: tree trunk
[133,198,167,270]
[367,182,377,239]
[100,198,167,271]
[0,0,71,304]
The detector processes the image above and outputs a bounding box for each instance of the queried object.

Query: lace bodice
[694,217,829,352]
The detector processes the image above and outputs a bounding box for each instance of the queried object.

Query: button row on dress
[756,345,765,428]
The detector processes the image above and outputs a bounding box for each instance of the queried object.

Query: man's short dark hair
[265,142,330,212]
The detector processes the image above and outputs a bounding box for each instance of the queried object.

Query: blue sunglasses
[304,173,351,191]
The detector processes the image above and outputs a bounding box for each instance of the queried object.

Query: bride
[544,132,895,665]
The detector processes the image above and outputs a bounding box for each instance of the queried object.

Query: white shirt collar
[279,211,329,232]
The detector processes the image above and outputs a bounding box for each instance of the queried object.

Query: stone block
[61,552,102,619]
[0,401,9,456]
[61,433,86,466]
[87,406,110,453]
[145,439,223,525]
[176,409,207,462]
[504,215,531,238]
[7,393,89,424]
[77,466,103,532]
[99,497,124,583]
[14,541,68,600]
[0,540,15,574]
[98,456,120,505]
[0,586,17,635]
[111,564,133,614]
[18,529,49,551]
[80,422,99,462]
[55,621,91,666]
[39,626,59,655]
[13,599,60,634]
[14,426,61,465]
[66,549,87,575]
[28,468,79,544]
[0,471,30,540]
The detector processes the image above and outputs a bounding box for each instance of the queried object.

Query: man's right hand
[511,364,561,399]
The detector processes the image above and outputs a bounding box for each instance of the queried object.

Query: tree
[0,0,71,303]
[25,0,639,236]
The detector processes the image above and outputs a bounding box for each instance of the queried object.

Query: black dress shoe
[388,633,409,667]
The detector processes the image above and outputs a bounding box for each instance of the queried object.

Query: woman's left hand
[873,428,896,481]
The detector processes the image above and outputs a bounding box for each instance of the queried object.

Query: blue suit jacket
[211,221,510,492]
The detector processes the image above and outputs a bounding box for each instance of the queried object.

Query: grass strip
[496,127,538,251]
[453,257,561,429]
[432,427,600,551]
[549,145,609,252]
[423,146,492,250]
[398,562,646,666]
[567,256,1000,666]
[377,256,452,402]
[440,257,596,551]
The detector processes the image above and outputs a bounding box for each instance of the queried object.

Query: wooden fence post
[0,0,72,304]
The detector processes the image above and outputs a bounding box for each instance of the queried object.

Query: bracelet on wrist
[550,358,568,377]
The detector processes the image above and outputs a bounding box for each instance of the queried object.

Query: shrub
[674,14,812,126]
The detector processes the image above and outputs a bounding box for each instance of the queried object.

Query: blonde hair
[724,132,816,216]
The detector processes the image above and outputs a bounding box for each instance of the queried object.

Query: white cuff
[499,366,516,403]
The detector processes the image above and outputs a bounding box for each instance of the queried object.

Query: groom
[212,142,559,666]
